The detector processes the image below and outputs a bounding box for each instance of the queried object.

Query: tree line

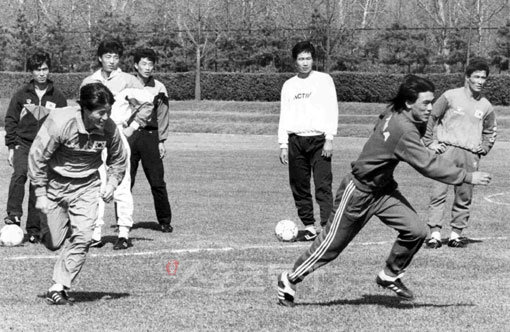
[2,0,510,75]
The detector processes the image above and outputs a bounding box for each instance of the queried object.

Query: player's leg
[278,176,374,306]
[26,183,41,243]
[375,190,428,299]
[139,130,172,232]
[288,135,315,238]
[128,130,141,190]
[90,162,107,247]
[310,136,333,228]
[449,149,478,247]
[5,144,30,226]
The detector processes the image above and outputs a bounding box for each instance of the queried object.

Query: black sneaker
[4,215,21,227]
[277,272,296,307]
[45,290,74,306]
[28,234,40,244]
[113,237,132,250]
[296,229,317,242]
[161,224,173,233]
[376,275,414,300]
[89,239,105,248]
[425,237,442,249]
[447,237,467,248]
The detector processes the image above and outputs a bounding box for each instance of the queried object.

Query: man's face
[32,63,49,84]
[135,57,155,79]
[295,51,313,76]
[98,53,120,73]
[406,91,434,123]
[466,70,487,94]
[84,105,111,130]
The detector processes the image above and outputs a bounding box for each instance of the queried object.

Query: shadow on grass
[132,221,161,231]
[38,292,130,303]
[298,294,475,309]
[423,237,483,248]
[89,235,154,247]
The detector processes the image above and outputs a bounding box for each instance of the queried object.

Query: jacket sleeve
[156,91,170,142]
[55,89,68,107]
[323,75,339,140]
[105,126,127,190]
[395,130,471,185]
[124,89,154,129]
[479,106,497,155]
[27,113,62,197]
[4,93,21,148]
[278,83,291,148]
[423,94,448,146]
[125,77,150,129]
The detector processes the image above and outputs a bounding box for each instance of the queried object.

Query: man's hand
[321,139,333,158]
[7,148,14,167]
[159,142,166,159]
[469,171,492,185]
[428,141,447,154]
[123,126,136,138]
[36,196,50,215]
[279,148,288,165]
[101,184,115,203]
[474,145,486,156]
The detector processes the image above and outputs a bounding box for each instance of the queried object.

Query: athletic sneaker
[45,290,74,306]
[277,271,296,307]
[376,275,414,300]
[161,224,173,233]
[28,234,40,244]
[447,237,467,248]
[113,237,132,250]
[4,215,21,227]
[425,237,442,249]
[296,229,317,242]
[89,239,105,248]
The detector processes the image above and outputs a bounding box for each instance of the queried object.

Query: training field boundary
[2,236,508,261]
[484,192,510,205]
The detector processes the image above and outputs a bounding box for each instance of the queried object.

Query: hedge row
[1,71,510,105]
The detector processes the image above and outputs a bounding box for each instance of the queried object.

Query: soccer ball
[275,219,298,242]
[0,224,24,246]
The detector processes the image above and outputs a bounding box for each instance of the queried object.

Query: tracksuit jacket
[5,79,67,148]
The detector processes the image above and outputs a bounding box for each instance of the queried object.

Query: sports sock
[379,269,405,282]
[49,283,64,292]
[450,230,461,241]
[118,226,130,239]
[92,226,102,241]
[305,225,317,234]
[430,231,441,241]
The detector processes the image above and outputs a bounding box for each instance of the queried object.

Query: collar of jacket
[24,79,56,95]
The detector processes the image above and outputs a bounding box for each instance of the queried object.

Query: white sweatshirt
[278,71,339,148]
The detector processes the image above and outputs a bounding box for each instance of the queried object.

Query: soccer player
[277,75,492,307]
[423,58,496,249]
[28,83,127,305]
[81,38,152,250]
[130,48,173,233]
[278,41,339,241]
[4,50,67,243]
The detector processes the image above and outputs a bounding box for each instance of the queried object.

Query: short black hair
[134,48,157,64]
[27,50,51,71]
[79,83,115,111]
[389,75,435,112]
[291,41,315,60]
[466,57,490,77]
[97,38,124,57]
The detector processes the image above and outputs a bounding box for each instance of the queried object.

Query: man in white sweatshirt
[278,41,339,241]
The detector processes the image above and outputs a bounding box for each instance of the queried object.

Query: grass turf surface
[0,132,509,331]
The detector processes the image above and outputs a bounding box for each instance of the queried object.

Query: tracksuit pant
[288,174,427,284]
[427,146,479,234]
[40,171,100,288]
[6,141,40,236]
[95,127,133,229]
[288,134,333,227]
[129,128,172,226]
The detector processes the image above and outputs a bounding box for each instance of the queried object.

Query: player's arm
[477,107,497,156]
[27,114,62,213]
[395,131,490,186]
[278,84,291,165]
[104,125,128,199]
[322,75,338,158]
[423,94,448,153]
[124,88,154,136]
[156,90,170,159]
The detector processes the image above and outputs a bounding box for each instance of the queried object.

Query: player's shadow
[131,221,161,231]
[423,237,483,248]
[38,292,130,303]
[91,235,154,246]
[298,294,475,309]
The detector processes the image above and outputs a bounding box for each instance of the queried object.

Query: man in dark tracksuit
[4,51,67,243]
[277,75,492,306]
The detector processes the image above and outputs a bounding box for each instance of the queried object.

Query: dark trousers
[129,129,172,225]
[6,142,40,235]
[288,134,333,226]
[289,174,428,283]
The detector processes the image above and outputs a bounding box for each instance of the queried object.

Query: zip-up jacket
[137,75,170,142]
[351,109,472,194]
[4,79,67,148]
[28,106,127,197]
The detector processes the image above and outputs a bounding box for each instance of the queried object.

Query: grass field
[0,128,509,331]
